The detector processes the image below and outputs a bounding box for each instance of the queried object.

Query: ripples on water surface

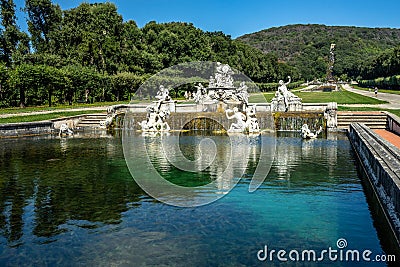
[0,132,395,266]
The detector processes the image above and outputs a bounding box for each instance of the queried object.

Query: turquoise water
[0,132,395,266]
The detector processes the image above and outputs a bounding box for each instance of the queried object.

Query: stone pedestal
[271,97,303,112]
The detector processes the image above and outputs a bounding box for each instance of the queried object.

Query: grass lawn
[0,110,105,124]
[249,88,387,104]
[0,101,134,115]
[353,85,400,95]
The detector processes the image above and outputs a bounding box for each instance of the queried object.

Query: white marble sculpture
[155,85,171,102]
[193,63,252,107]
[245,105,260,133]
[324,102,337,129]
[226,107,247,133]
[139,85,171,132]
[229,81,249,106]
[100,106,117,128]
[271,76,302,112]
[301,124,323,139]
[215,62,234,88]
[59,123,74,136]
[193,83,209,104]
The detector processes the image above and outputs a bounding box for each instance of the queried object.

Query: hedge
[359,75,400,90]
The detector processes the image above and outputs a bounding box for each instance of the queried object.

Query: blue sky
[13,0,400,38]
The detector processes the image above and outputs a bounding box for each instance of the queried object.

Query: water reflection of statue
[226,107,246,133]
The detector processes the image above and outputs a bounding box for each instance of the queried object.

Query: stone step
[79,119,105,123]
[337,111,387,129]
[337,114,387,118]
[338,120,386,123]
[338,123,386,127]
[337,116,387,119]
[75,113,107,129]
[338,123,387,129]
[85,115,107,119]
[77,122,102,126]
[338,125,386,130]
[337,111,388,130]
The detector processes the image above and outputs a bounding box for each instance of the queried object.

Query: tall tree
[59,2,124,74]
[0,0,20,67]
[25,0,62,53]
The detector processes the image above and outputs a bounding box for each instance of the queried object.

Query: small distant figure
[374,87,378,97]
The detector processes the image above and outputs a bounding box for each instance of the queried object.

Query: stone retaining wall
[117,111,275,131]
[0,121,54,137]
[349,123,400,244]
[0,114,92,137]
[386,112,400,136]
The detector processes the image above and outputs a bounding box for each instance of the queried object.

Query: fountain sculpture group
[139,63,260,134]
[132,62,335,137]
[138,85,173,132]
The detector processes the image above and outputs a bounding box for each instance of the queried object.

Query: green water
[0,132,396,266]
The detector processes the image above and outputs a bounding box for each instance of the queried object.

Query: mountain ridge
[237,24,400,80]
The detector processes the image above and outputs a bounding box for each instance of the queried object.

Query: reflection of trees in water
[273,133,338,182]
[0,137,143,244]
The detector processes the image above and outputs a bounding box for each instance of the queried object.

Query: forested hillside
[238,24,400,80]
[0,1,296,108]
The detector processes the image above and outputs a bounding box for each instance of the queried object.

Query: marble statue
[271,76,302,112]
[324,102,337,129]
[301,124,323,139]
[226,107,247,133]
[193,63,251,106]
[59,123,74,136]
[155,85,171,102]
[236,81,249,106]
[245,105,260,133]
[209,76,216,87]
[100,106,117,128]
[215,62,234,88]
[194,83,208,104]
[139,85,171,132]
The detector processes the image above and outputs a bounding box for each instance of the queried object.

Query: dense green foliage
[238,24,400,81]
[361,45,400,79]
[0,1,299,108]
[358,45,400,90]
[359,75,400,90]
